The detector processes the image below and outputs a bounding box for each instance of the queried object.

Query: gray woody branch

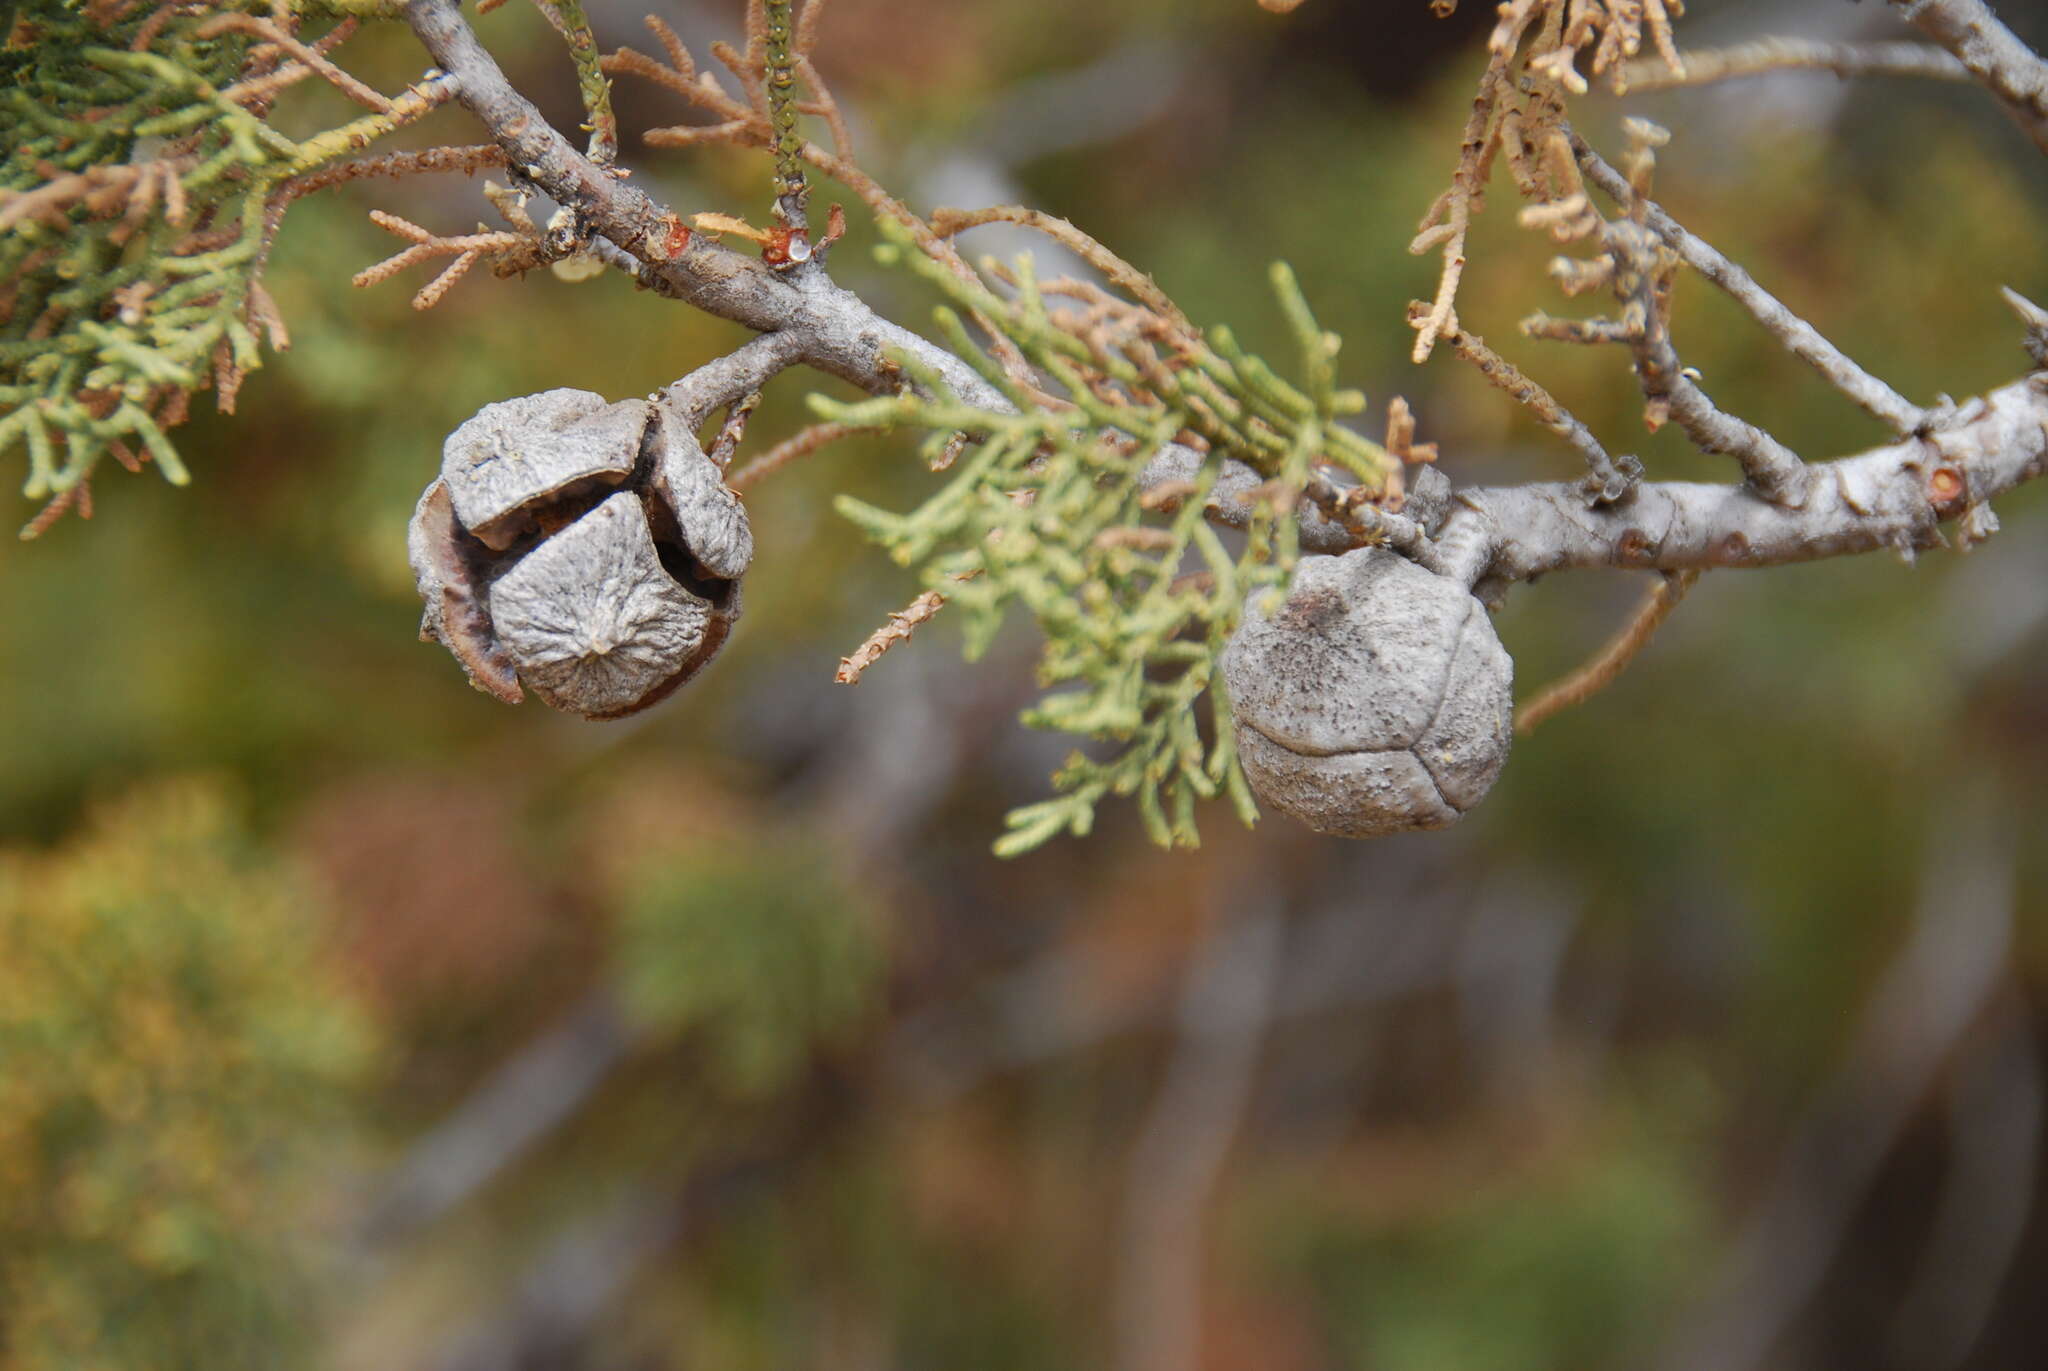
[406,0,1000,418]
[1435,375,2048,600]
[1616,37,1974,93]
[1887,0,2048,155]
[1569,135,1927,436]
[407,0,2047,603]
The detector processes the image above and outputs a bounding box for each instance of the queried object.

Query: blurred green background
[4,2,2047,1368]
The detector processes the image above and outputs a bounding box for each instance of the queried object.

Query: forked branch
[396,0,2048,614]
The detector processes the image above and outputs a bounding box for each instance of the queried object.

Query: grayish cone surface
[1223,547,1513,838]
[408,478,524,704]
[647,411,753,581]
[408,389,750,719]
[441,389,649,551]
[488,491,717,719]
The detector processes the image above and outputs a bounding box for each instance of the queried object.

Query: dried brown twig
[1409,0,1688,363]
[1516,570,1700,734]
[18,476,93,541]
[0,162,170,234]
[270,145,507,217]
[707,390,762,469]
[213,282,289,413]
[1407,53,1508,364]
[199,11,392,111]
[930,206,1195,339]
[351,209,542,311]
[1299,476,1445,575]
[835,589,948,684]
[1382,396,1436,467]
[728,421,874,492]
[1425,310,1640,505]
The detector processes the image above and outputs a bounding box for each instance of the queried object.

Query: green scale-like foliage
[816,224,1393,855]
[0,1,410,514]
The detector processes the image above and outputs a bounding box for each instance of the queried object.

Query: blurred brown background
[3,1,2047,1368]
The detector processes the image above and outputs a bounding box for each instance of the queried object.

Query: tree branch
[1570,133,1927,435]
[1616,37,1971,93]
[1439,317,1642,505]
[406,0,1032,420]
[1526,206,1811,505]
[406,0,797,325]
[1888,0,2048,156]
[1515,568,1698,733]
[1436,374,2048,597]
[403,0,2047,615]
[660,329,807,426]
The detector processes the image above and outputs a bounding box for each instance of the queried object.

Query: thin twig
[611,20,1038,384]
[1516,569,1698,733]
[530,0,617,163]
[351,209,538,310]
[1409,0,1691,358]
[727,420,872,491]
[0,162,176,233]
[18,477,90,541]
[1588,216,1807,502]
[1518,126,1811,504]
[1570,132,1926,433]
[1433,312,1640,504]
[707,391,761,468]
[835,589,948,684]
[1409,56,1511,362]
[1617,37,1969,92]
[931,205,1194,338]
[273,144,506,207]
[1382,395,1438,466]
[762,0,809,231]
[199,12,393,111]
[1300,475,1445,573]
